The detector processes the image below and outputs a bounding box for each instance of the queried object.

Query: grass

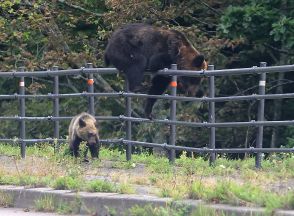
[128,204,189,216]
[190,205,227,216]
[87,179,135,194]
[0,143,293,213]
[0,191,14,207]
[128,204,227,216]
[87,179,117,192]
[187,180,294,211]
[34,195,55,212]
[52,176,82,190]
[34,195,82,214]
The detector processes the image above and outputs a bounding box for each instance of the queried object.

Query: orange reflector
[170,81,177,87]
[87,79,94,85]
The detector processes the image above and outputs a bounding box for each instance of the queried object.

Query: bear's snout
[87,134,97,146]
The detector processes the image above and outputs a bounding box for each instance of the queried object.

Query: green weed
[87,179,117,193]
[35,195,55,212]
[52,176,82,190]
[191,204,226,216]
[100,148,125,161]
[0,191,14,207]
[147,158,172,174]
[128,204,190,216]
[0,143,19,156]
[128,204,226,216]
[56,196,81,214]
[35,195,82,214]
[0,174,51,188]
[188,180,294,212]
[118,182,135,194]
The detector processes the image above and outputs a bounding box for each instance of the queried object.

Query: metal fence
[0,62,294,168]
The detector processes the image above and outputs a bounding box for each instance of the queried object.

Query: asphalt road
[0,208,72,216]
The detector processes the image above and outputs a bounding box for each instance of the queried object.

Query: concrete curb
[0,185,293,216]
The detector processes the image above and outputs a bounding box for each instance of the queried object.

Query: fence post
[87,63,95,116]
[169,64,178,163]
[125,79,132,161]
[52,66,59,153]
[208,65,216,165]
[19,67,26,158]
[255,62,267,168]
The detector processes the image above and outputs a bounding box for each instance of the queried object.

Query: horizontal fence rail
[0,138,292,154]
[0,63,293,168]
[158,64,294,77]
[0,68,119,77]
[0,116,293,127]
[1,64,294,77]
[1,92,294,102]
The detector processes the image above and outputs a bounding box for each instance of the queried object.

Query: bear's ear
[79,118,86,128]
[193,55,205,67]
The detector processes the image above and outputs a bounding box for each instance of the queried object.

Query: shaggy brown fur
[68,112,100,158]
[104,23,207,118]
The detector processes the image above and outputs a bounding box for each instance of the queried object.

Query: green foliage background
[0,0,293,151]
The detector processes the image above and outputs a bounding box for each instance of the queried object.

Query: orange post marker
[170,81,177,87]
[87,79,94,85]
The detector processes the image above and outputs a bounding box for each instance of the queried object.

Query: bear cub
[68,112,100,159]
[104,23,207,118]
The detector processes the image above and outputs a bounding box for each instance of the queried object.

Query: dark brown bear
[68,112,100,159]
[104,23,207,118]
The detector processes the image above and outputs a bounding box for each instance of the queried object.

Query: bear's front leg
[69,137,82,157]
[72,144,81,158]
[89,144,99,158]
[145,75,171,119]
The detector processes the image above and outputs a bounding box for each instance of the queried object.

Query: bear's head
[77,117,99,147]
[177,44,208,96]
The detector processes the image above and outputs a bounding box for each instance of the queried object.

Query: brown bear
[104,23,207,118]
[68,112,100,159]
